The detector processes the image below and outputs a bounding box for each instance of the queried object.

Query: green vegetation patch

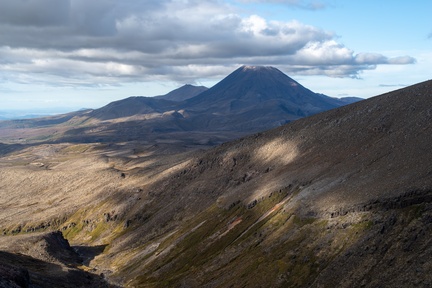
[61,144,92,154]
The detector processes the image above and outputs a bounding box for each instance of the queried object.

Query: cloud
[236,0,327,10]
[0,0,70,27]
[0,0,416,87]
[386,56,416,65]
[355,53,415,65]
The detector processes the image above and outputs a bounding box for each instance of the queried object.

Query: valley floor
[0,139,431,288]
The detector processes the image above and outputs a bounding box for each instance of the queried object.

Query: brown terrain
[0,72,431,287]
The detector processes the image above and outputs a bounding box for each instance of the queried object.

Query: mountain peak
[238,65,299,87]
[183,65,354,131]
[241,65,274,71]
[238,65,285,75]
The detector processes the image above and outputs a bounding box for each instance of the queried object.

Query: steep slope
[109,80,431,287]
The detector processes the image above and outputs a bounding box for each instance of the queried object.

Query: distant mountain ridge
[85,65,361,132]
[88,65,360,122]
[0,65,362,144]
[88,97,176,121]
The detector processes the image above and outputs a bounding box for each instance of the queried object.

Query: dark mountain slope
[173,65,360,132]
[97,79,432,287]
[89,65,358,131]
[184,66,350,114]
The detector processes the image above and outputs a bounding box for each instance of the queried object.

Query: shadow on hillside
[73,244,108,266]
[0,250,119,288]
[0,143,28,156]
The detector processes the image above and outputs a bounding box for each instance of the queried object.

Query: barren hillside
[0,80,431,287]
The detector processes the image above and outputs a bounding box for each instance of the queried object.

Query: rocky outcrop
[0,232,116,288]
[42,231,82,265]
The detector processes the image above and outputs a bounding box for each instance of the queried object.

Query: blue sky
[0,0,431,113]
